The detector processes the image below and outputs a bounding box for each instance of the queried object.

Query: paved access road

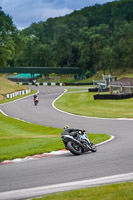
[0,86,133,199]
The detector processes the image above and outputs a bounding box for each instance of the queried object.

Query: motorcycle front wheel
[67,141,82,155]
[90,143,97,152]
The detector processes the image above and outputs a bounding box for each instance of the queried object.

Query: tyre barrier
[94,93,133,100]
[64,82,93,86]
[88,88,109,92]
[88,88,98,92]
[6,89,31,99]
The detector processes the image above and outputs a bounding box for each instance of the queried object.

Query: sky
[0,0,117,30]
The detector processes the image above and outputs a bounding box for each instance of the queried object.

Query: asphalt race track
[0,86,133,200]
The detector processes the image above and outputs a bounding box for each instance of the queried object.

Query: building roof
[109,77,133,86]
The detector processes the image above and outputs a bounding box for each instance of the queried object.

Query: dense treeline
[0,6,19,68]
[0,0,133,75]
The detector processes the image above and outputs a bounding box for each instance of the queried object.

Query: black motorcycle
[61,131,97,155]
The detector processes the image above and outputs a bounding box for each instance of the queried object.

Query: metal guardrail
[5,89,31,99]
[18,82,63,86]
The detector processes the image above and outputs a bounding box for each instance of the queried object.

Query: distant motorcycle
[33,95,39,106]
[61,131,97,155]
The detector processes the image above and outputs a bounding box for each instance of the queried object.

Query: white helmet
[63,125,70,129]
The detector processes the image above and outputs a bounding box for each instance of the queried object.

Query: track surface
[0,86,133,198]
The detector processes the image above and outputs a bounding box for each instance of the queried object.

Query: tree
[76,27,92,69]
[53,24,72,67]
[66,15,88,40]
[100,45,115,74]
[32,43,54,67]
[0,7,17,68]
[77,25,108,72]
[118,24,133,69]
[110,21,133,71]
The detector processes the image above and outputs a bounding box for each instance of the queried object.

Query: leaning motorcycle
[61,131,97,155]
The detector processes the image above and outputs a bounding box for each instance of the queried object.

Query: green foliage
[85,70,92,78]
[53,24,72,67]
[0,7,17,68]
[1,1,133,74]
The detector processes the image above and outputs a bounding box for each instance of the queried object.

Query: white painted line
[96,135,115,146]
[0,109,8,116]
[0,172,133,200]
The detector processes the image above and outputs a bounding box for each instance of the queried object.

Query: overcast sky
[0,0,117,30]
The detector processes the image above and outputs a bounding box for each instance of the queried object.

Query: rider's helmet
[63,125,70,129]
[34,95,37,98]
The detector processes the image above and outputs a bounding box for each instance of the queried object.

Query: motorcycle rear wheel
[34,101,38,106]
[67,141,82,155]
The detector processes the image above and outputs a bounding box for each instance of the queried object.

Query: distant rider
[33,94,39,102]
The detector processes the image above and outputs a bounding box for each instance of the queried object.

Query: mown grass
[55,92,133,118]
[0,112,110,162]
[0,77,28,95]
[33,182,133,200]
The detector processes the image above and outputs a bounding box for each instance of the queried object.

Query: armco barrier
[19,82,94,86]
[6,89,31,99]
[19,82,63,86]
[94,93,133,100]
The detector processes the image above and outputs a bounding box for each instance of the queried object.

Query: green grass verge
[55,91,133,118]
[33,182,133,200]
[0,112,110,162]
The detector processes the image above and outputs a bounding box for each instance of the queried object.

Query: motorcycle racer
[61,125,91,148]
[33,94,39,105]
